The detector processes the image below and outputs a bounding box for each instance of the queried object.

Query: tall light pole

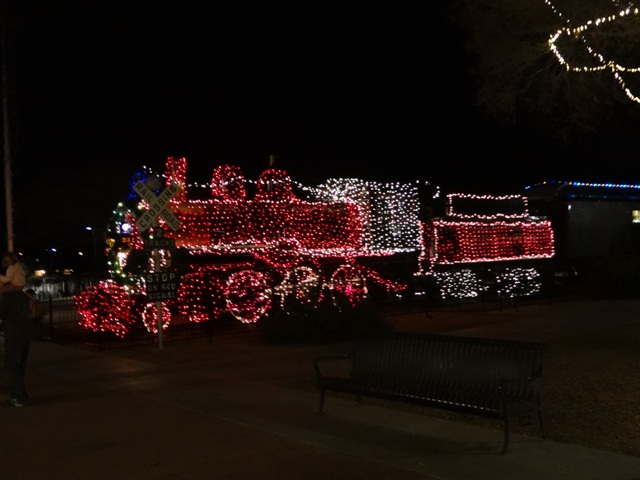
[85,226,98,273]
[1,14,14,252]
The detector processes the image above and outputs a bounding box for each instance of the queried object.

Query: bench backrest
[350,331,546,400]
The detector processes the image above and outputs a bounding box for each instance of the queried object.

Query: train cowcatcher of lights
[74,157,555,338]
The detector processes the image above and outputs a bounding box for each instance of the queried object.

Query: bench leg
[502,418,510,454]
[318,389,325,413]
[538,410,546,439]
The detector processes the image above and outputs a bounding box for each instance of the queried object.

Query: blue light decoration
[525,180,640,200]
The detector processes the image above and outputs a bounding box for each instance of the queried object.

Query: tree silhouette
[447,0,640,144]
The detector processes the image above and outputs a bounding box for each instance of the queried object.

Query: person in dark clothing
[0,289,32,406]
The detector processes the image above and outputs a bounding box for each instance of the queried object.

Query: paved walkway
[2,298,640,479]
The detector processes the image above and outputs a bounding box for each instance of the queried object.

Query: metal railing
[33,294,254,351]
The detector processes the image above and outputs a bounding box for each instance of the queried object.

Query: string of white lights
[546,0,640,102]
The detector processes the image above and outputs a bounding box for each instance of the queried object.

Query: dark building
[524,181,640,274]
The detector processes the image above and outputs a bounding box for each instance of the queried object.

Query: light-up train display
[74,156,555,337]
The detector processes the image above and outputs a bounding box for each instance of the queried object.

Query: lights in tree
[545,0,640,103]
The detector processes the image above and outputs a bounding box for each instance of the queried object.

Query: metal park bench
[314,330,546,453]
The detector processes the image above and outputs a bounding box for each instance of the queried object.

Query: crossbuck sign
[134,180,181,232]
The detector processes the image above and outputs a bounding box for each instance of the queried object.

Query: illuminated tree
[447,0,640,143]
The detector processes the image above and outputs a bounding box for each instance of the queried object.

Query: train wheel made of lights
[225,270,272,324]
[178,274,226,323]
[141,302,172,334]
[329,264,367,310]
[496,267,542,299]
[278,265,323,314]
[177,274,208,323]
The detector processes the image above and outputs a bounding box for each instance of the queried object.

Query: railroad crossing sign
[145,271,179,301]
[134,180,181,232]
[145,235,176,250]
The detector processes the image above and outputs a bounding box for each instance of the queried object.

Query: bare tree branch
[447,0,640,144]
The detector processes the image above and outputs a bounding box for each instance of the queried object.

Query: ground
[542,322,640,456]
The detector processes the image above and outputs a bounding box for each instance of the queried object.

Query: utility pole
[1,14,14,252]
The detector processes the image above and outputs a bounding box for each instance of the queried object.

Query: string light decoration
[418,193,555,300]
[525,179,640,199]
[496,268,543,298]
[224,270,273,323]
[431,267,543,300]
[328,263,367,310]
[422,194,554,266]
[545,0,640,103]
[142,302,172,333]
[78,157,414,334]
[445,193,533,220]
[313,178,421,252]
[428,219,555,264]
[273,264,324,313]
[75,280,137,337]
[433,270,488,300]
[77,158,554,336]
[178,271,226,323]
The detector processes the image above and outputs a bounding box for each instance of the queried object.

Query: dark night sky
[2,1,639,260]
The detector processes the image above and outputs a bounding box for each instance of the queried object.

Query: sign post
[134,178,181,350]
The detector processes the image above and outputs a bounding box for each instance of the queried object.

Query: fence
[26,272,572,351]
[28,273,254,350]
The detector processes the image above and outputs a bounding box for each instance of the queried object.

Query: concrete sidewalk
[2,299,640,480]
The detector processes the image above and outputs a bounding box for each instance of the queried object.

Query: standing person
[0,289,32,406]
[0,251,26,291]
